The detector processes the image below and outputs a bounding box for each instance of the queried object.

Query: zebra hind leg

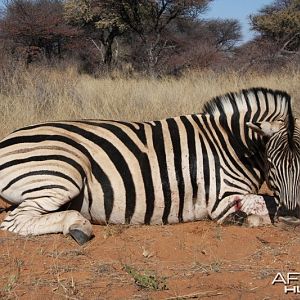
[0,197,93,245]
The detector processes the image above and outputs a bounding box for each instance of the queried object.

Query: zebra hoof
[69,228,91,245]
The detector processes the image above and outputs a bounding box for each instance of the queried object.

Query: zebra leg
[0,197,93,245]
[210,194,277,227]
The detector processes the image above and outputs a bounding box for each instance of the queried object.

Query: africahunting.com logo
[272,273,300,294]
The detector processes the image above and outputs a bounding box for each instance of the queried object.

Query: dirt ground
[1,198,300,300]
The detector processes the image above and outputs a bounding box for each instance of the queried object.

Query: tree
[64,0,128,68]
[111,0,212,74]
[250,0,300,54]
[64,0,212,73]
[205,19,241,52]
[155,17,241,73]
[0,0,78,63]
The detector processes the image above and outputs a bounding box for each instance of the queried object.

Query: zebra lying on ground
[0,87,299,244]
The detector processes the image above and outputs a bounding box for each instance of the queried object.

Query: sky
[204,0,273,42]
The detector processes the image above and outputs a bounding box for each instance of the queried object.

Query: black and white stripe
[0,87,297,242]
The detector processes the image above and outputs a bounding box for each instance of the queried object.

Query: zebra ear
[246,121,284,137]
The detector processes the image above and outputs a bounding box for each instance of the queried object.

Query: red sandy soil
[0,197,299,300]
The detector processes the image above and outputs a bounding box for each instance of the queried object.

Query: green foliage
[251,0,300,42]
[64,0,127,31]
[124,264,168,290]
[63,0,214,70]
[64,0,94,25]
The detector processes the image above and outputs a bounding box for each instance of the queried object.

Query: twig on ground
[165,290,223,299]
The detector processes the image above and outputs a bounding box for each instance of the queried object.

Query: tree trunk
[103,27,120,68]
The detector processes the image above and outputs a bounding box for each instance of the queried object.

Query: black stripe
[77,121,155,224]
[195,112,261,210]
[248,90,269,175]
[216,200,238,221]
[221,168,250,188]
[0,135,113,221]
[19,120,148,146]
[22,202,46,211]
[213,116,260,188]
[152,121,172,224]
[166,118,184,222]
[0,154,85,177]
[242,91,265,174]
[223,179,250,192]
[266,92,278,121]
[29,123,135,223]
[198,133,210,204]
[202,118,221,212]
[23,196,52,201]
[111,121,147,145]
[252,90,262,122]
[180,116,198,199]
[260,90,270,121]
[21,184,68,196]
[192,115,221,210]
[222,191,243,198]
[242,91,253,150]
[216,114,260,184]
[86,182,94,220]
[2,170,80,192]
[228,94,246,156]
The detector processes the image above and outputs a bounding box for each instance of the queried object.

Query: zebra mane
[202,87,295,148]
[203,87,290,117]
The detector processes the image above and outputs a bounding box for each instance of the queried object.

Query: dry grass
[0,65,299,138]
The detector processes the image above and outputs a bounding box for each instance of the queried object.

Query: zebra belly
[85,177,200,225]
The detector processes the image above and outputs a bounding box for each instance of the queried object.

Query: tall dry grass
[0,65,299,138]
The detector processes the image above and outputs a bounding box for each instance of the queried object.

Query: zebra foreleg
[0,198,93,244]
[211,194,277,227]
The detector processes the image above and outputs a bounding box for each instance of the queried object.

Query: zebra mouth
[278,216,300,226]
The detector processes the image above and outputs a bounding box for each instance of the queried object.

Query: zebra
[0,87,299,244]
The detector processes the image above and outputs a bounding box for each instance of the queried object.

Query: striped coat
[0,88,295,244]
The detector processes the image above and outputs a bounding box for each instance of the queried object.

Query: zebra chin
[277,204,300,226]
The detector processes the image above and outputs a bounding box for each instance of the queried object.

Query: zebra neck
[197,113,266,186]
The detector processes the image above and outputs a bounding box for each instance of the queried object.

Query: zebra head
[247,112,300,222]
